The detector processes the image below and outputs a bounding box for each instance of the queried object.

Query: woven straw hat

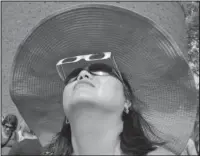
[9,4,198,154]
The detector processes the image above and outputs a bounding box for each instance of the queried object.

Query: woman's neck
[68,107,123,155]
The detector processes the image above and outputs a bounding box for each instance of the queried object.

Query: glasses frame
[56,52,123,83]
[3,124,15,130]
[56,52,131,102]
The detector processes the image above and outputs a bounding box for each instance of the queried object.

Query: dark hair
[43,73,165,155]
[2,114,18,131]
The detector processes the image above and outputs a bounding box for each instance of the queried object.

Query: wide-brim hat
[9,4,198,154]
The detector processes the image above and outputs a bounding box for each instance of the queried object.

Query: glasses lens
[89,63,113,74]
[64,63,122,84]
[89,63,121,80]
[65,68,82,84]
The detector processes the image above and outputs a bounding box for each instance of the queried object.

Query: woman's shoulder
[148,146,175,155]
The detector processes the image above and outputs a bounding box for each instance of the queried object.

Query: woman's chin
[73,91,96,101]
[71,97,99,108]
[69,98,118,114]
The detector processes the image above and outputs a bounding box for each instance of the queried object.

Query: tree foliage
[180,2,199,151]
[183,2,199,89]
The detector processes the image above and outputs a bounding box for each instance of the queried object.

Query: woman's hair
[43,72,165,155]
[2,114,18,131]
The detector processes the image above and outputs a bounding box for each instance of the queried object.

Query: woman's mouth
[74,80,95,90]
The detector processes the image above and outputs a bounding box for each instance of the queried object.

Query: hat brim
[9,4,198,154]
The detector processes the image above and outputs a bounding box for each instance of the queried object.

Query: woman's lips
[74,80,95,90]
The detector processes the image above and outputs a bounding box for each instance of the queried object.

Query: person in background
[181,139,198,155]
[194,110,199,154]
[1,114,18,148]
[181,112,199,155]
[192,114,199,154]
[8,121,43,155]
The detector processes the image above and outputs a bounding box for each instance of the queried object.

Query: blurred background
[1,1,199,155]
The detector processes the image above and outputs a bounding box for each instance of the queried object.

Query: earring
[124,100,131,114]
[66,117,70,124]
[124,105,129,114]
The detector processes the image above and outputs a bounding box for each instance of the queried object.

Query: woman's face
[3,123,14,136]
[63,69,126,115]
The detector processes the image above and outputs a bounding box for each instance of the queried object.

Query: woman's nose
[77,70,92,80]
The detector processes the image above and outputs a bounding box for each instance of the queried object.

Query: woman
[1,114,18,148]
[44,59,167,155]
[8,121,42,155]
[9,4,198,155]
